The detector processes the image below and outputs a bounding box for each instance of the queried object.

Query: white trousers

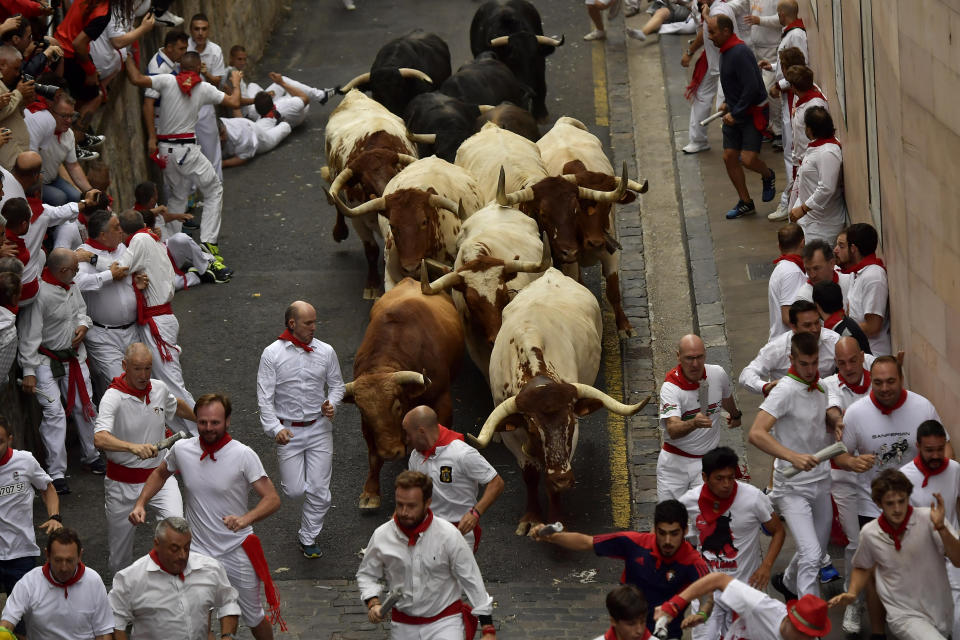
[688,71,719,147]
[195,104,223,180]
[161,141,224,245]
[105,475,182,572]
[216,545,265,628]
[656,448,704,502]
[773,478,833,598]
[831,471,862,589]
[34,360,98,478]
[165,233,213,273]
[138,313,195,435]
[888,613,949,640]
[778,103,794,209]
[390,614,463,640]
[949,563,960,639]
[277,426,333,545]
[254,119,293,155]
[84,324,138,390]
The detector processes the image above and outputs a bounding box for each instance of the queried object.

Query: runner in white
[250,72,330,130]
[835,224,892,356]
[792,239,851,305]
[657,334,741,501]
[94,342,195,573]
[130,393,283,640]
[257,300,344,559]
[767,223,806,339]
[404,405,504,552]
[220,115,291,167]
[187,13,226,179]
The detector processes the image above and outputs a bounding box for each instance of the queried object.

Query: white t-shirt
[767,259,806,340]
[738,328,840,395]
[149,74,225,137]
[659,364,733,455]
[793,268,852,305]
[901,458,960,529]
[408,438,498,523]
[25,110,78,185]
[790,92,828,167]
[759,374,832,486]
[822,368,871,487]
[165,437,268,556]
[842,391,943,516]
[89,10,130,77]
[846,263,891,355]
[187,39,225,79]
[94,379,179,468]
[273,96,308,128]
[718,579,788,640]
[1,565,114,640]
[792,142,845,244]
[117,231,177,307]
[220,116,258,160]
[0,449,52,560]
[679,481,773,581]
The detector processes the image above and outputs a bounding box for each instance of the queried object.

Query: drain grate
[746,262,775,281]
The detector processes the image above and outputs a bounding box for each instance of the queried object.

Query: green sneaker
[202,242,220,257]
[300,541,323,559]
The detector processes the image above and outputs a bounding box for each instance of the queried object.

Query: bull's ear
[573,398,603,416]
[497,415,524,431]
[618,192,637,205]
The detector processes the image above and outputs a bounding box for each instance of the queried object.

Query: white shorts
[215,544,264,628]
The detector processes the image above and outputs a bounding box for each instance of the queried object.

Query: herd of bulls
[321,0,652,534]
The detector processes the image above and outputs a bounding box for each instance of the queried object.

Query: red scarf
[773,253,805,272]
[664,364,705,391]
[166,247,188,290]
[684,51,708,101]
[264,108,281,121]
[786,365,823,392]
[808,271,839,285]
[878,505,912,551]
[240,534,287,631]
[838,368,870,395]
[41,562,86,598]
[41,267,70,291]
[175,70,203,96]
[823,310,844,331]
[2,303,17,315]
[782,18,805,34]
[133,227,161,243]
[133,203,148,212]
[149,549,184,580]
[394,508,434,546]
[808,136,842,149]
[793,88,827,109]
[199,432,232,461]
[870,389,907,415]
[27,196,44,223]
[4,229,29,266]
[913,455,948,488]
[84,238,113,252]
[718,33,745,54]
[277,329,313,352]
[697,482,738,541]
[603,627,651,640]
[0,446,12,465]
[418,425,464,459]
[109,374,151,404]
[25,96,49,113]
[841,254,886,274]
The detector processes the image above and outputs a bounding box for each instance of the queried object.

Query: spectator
[594,585,650,640]
[812,280,871,355]
[25,93,93,206]
[142,30,188,159]
[793,239,850,304]
[835,223,892,355]
[783,65,827,177]
[187,13,225,179]
[790,106,846,244]
[222,44,255,119]
[625,1,692,42]
[0,45,34,170]
[583,0,622,41]
[767,222,805,339]
[0,268,19,382]
[0,17,64,85]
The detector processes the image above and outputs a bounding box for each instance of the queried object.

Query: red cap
[786,595,831,637]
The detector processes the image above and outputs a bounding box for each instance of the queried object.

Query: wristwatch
[48,514,62,522]
[89,254,98,267]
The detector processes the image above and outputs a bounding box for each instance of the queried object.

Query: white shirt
[902,458,960,529]
[774,24,808,86]
[18,278,91,377]
[854,509,955,634]
[109,551,241,640]
[738,328,840,395]
[705,1,740,74]
[408,438,498,523]
[767,259,807,339]
[842,391,943,516]
[658,364,733,455]
[272,95,307,128]
[759,373,832,486]
[164,437,267,556]
[748,0,781,48]
[257,338,345,438]
[1,565,113,640]
[89,11,130,77]
[823,369,871,412]
[356,515,494,617]
[220,117,258,160]
[21,202,80,285]
[94,379,179,468]
[145,49,178,102]
[793,142,845,244]
[0,449,52,560]
[793,268,851,305]
[846,262,891,355]
[118,231,176,307]
[789,90,828,167]
[25,110,78,185]
[679,481,773,581]
[0,306,16,385]
[187,39,225,79]
[0,166,25,208]
[148,74,225,137]
[76,242,138,326]
[718,579,789,640]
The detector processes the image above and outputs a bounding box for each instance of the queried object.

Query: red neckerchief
[2,304,17,315]
[793,88,827,109]
[913,455,948,488]
[870,389,907,415]
[165,247,188,290]
[264,108,282,121]
[133,203,148,212]
[809,136,842,149]
[109,374,151,405]
[823,310,844,330]
[603,626,651,640]
[175,70,203,96]
[786,365,823,392]
[41,267,70,291]
[718,33,745,54]
[697,482,738,530]
[664,364,705,391]
[838,368,871,395]
[878,506,912,551]
[840,254,886,274]
[27,196,44,223]
[25,96,49,113]
[418,425,464,459]
[773,253,805,272]
[133,227,161,243]
[84,238,113,252]
[807,271,839,285]
[782,18,805,35]
[394,509,434,546]
[41,562,86,598]
[277,329,313,352]
[199,432,233,461]
[149,549,184,581]
[0,446,12,465]
[4,229,29,265]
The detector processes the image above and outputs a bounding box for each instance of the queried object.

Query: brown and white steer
[536,116,649,338]
[468,268,649,534]
[342,277,464,510]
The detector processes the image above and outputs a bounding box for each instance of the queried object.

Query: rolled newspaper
[153,430,190,451]
[699,110,726,127]
[698,379,710,416]
[379,587,404,615]
[781,442,848,479]
[653,615,670,639]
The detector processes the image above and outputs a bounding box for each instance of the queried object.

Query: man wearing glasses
[25,93,94,207]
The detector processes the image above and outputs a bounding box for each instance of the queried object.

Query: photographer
[0,44,32,170]
[26,92,92,206]
[0,18,63,84]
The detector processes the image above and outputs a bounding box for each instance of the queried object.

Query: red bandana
[697,482,738,539]
[664,365,705,391]
[793,88,827,109]
[838,368,871,395]
[841,254,886,274]
[2,303,17,315]
[870,389,907,415]
[913,455,948,488]
[42,562,86,598]
[149,549,184,581]
[199,433,232,461]
[878,505,912,551]
[783,18,805,34]
[277,329,313,352]
[808,271,839,285]
[418,425,464,459]
[823,310,844,330]
[264,108,281,121]
[4,229,29,266]
[786,365,823,392]
[40,267,70,291]
[109,374,151,405]
[773,253,805,272]
[175,70,203,96]
[0,446,12,465]
[27,196,44,223]
[25,96,49,113]
[394,508,434,546]
[84,238,113,252]
[603,626,651,640]
[718,33,745,54]
[809,136,842,149]
[133,227,161,243]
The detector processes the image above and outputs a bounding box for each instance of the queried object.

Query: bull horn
[421,260,464,294]
[328,167,354,202]
[571,384,652,416]
[535,34,565,47]
[496,166,536,206]
[398,68,433,84]
[407,132,437,144]
[326,188,386,218]
[467,395,518,449]
[477,104,495,113]
[577,161,628,203]
[340,72,371,92]
[560,173,578,184]
[397,153,418,166]
[627,178,649,194]
[503,232,552,274]
[392,371,431,388]
[343,381,354,399]
[489,36,510,47]
[428,194,460,214]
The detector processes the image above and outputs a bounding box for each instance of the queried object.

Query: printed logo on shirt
[681,401,722,420]
[876,439,910,467]
[439,466,453,483]
[660,403,678,417]
[154,406,164,415]
[696,514,739,570]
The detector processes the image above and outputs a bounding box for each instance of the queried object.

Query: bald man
[657,335,742,500]
[94,342,196,572]
[257,301,345,558]
[404,406,504,552]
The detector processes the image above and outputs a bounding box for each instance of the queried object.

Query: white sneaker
[767,203,788,221]
[682,142,710,154]
[841,604,861,634]
[343,0,356,9]
[583,29,606,41]
[626,27,647,40]
[153,9,184,26]
[607,0,622,19]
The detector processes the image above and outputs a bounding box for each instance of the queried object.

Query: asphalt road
[53,0,627,590]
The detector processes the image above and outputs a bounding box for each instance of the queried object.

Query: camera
[34,82,59,100]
